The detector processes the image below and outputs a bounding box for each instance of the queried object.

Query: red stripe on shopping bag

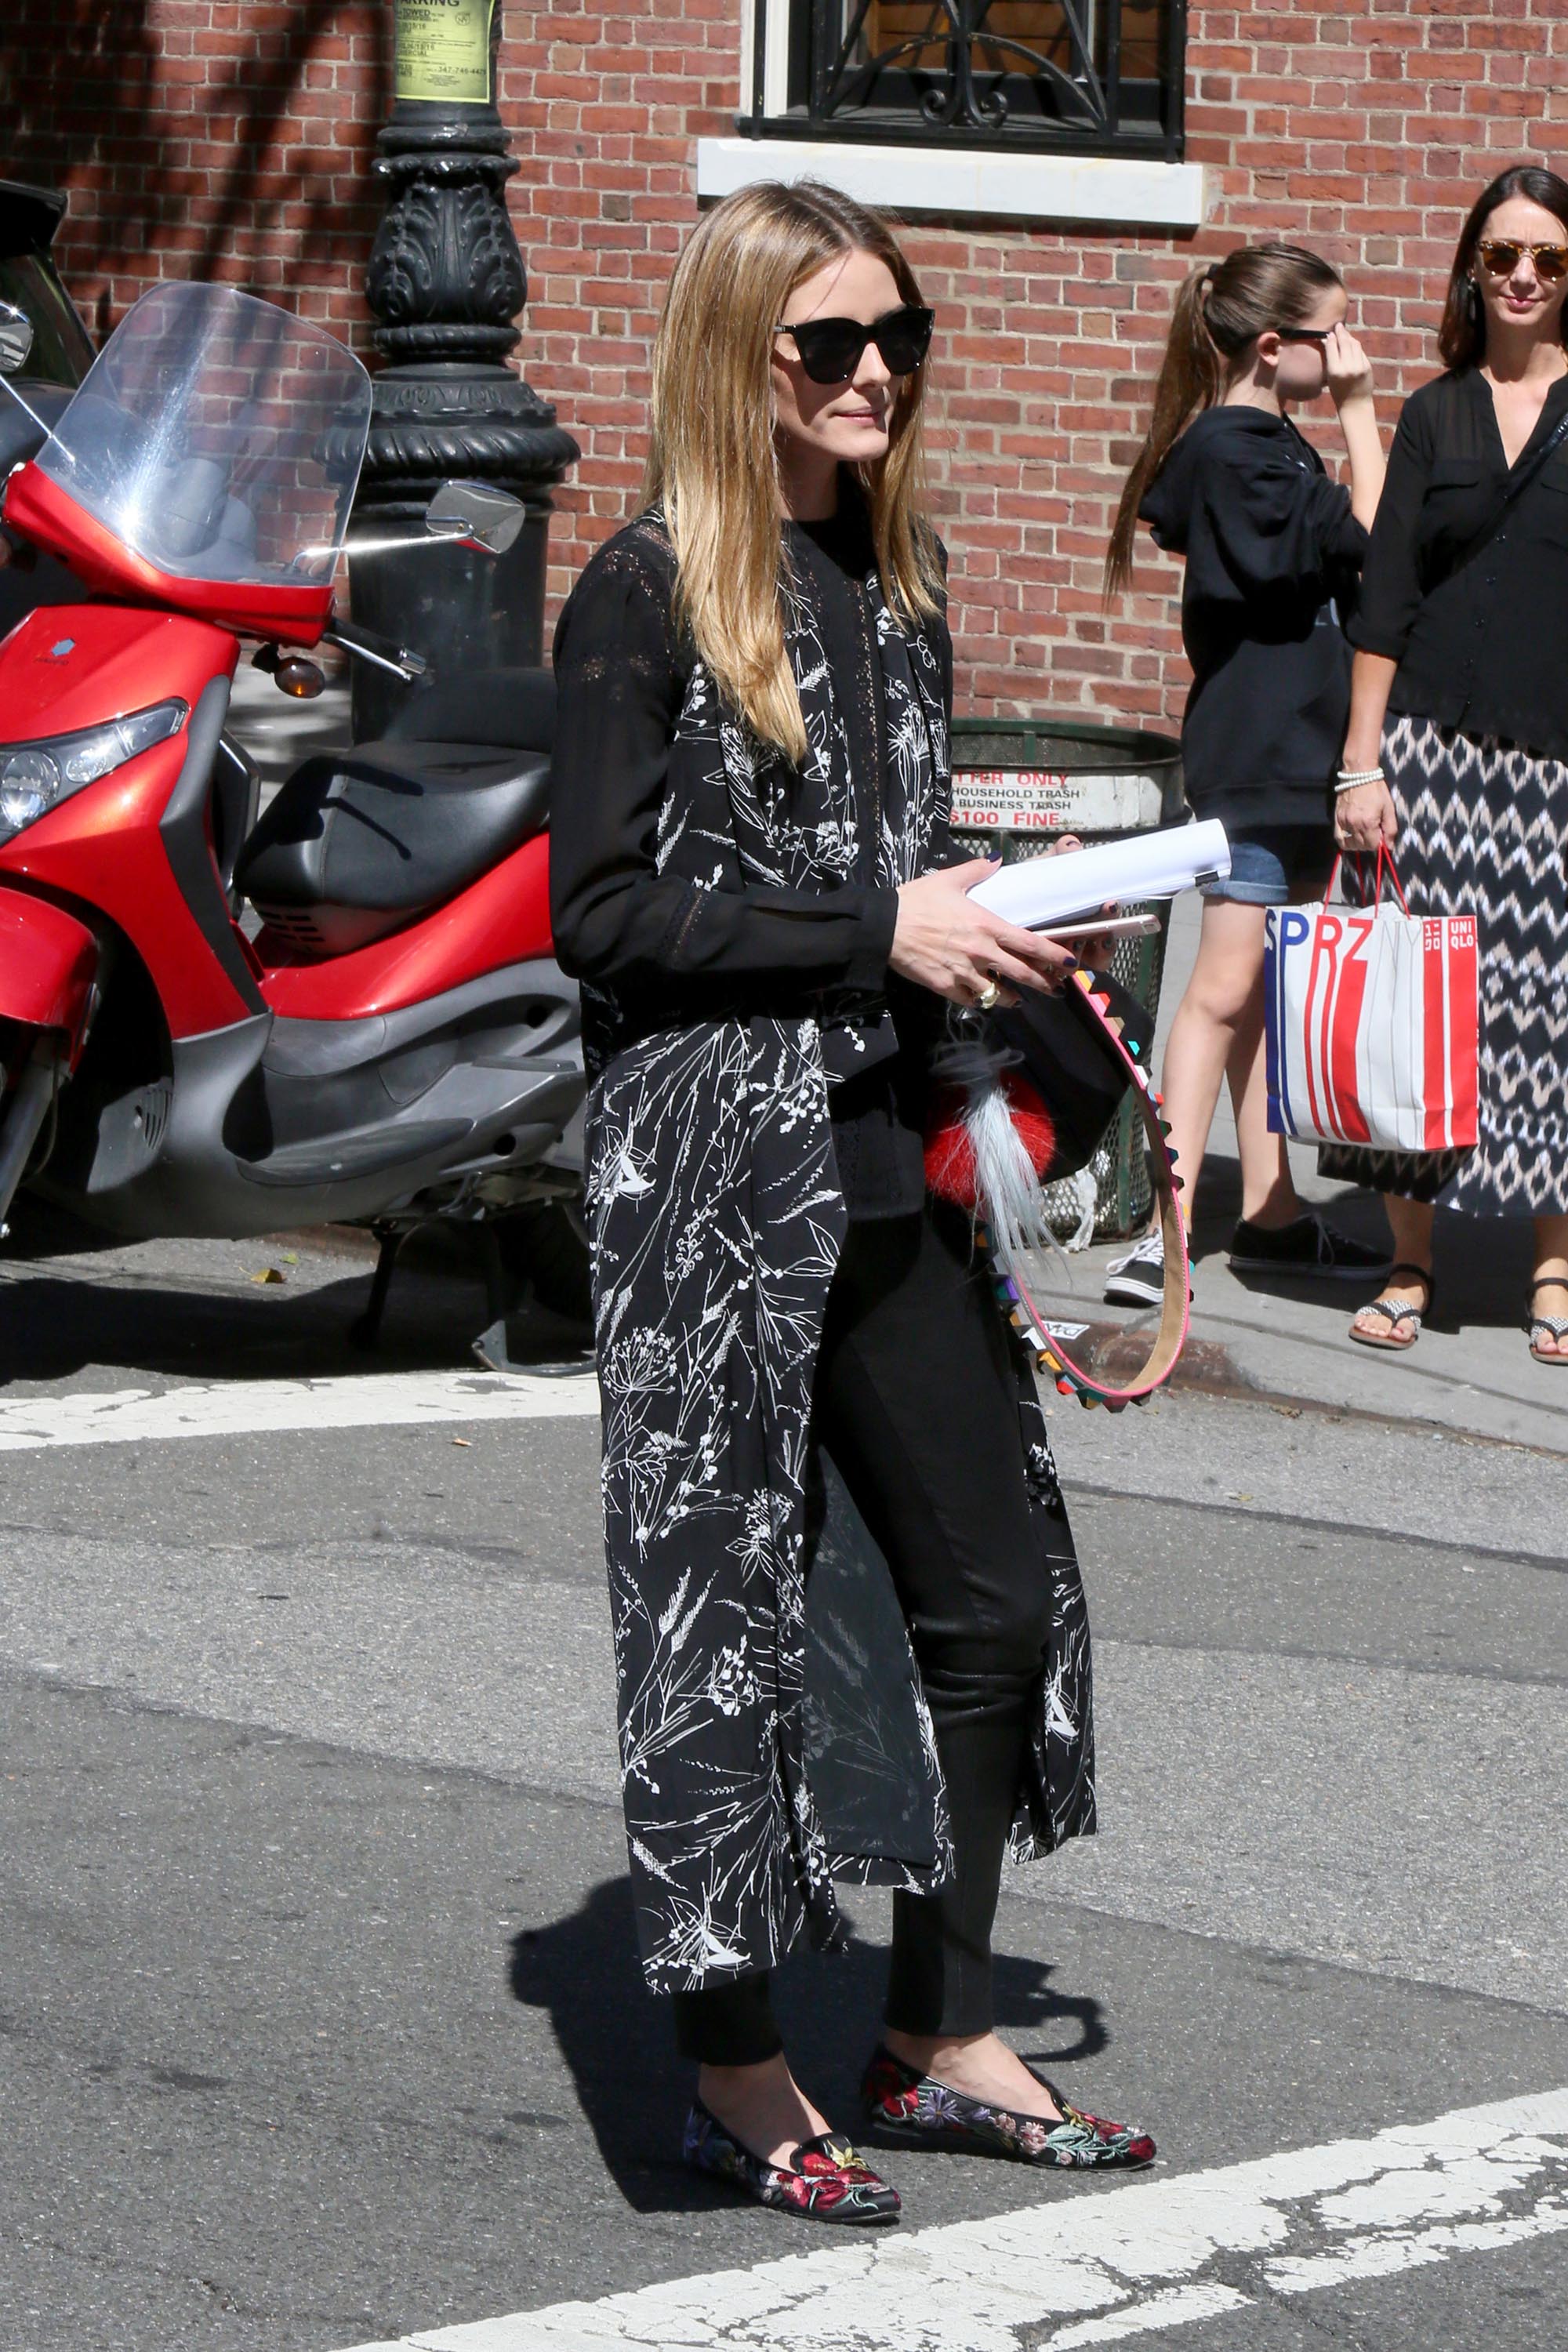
[1441,916,1480,1149]
[1327,914,1374,1144]
[1421,920,1448,1150]
[1305,915,1341,1140]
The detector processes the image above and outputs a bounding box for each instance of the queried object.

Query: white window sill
[695,137,1207,229]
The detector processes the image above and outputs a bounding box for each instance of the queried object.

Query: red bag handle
[1327,843,1410,916]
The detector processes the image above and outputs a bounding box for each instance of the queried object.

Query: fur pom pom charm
[922,1022,1059,1266]
[947,984,1192,1411]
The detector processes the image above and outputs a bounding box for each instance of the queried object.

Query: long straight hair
[641,180,940,764]
[1104,243,1345,597]
[1439,163,1568,368]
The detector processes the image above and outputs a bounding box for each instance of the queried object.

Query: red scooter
[0,281,584,1363]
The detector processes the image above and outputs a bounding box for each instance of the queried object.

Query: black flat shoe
[1229,1214,1390,1280]
[861,2046,1156,2169]
[683,2098,902,2223]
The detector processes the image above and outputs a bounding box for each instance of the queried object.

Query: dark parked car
[0,178,95,634]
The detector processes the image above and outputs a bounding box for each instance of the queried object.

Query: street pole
[349,0,579,737]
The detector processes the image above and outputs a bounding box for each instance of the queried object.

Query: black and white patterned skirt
[1319,712,1568,1218]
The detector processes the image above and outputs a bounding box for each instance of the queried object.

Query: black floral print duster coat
[553,514,1095,1994]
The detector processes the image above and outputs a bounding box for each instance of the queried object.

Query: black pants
[673,1206,1058,2067]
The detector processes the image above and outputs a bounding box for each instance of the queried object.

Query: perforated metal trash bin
[949,717,1185,1242]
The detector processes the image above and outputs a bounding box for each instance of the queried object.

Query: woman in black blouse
[550,181,1154,2224]
[1334,166,1568,1361]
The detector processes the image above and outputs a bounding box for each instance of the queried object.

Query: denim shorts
[1200,822,1330,906]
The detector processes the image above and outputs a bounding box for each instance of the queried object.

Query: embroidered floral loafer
[860,2046,1156,2169]
[683,2099,902,2223]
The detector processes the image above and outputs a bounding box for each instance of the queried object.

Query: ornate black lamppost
[349,0,578,735]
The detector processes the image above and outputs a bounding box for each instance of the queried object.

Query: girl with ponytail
[1102,245,1391,1308]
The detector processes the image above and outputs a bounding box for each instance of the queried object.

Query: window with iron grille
[742,2,1185,160]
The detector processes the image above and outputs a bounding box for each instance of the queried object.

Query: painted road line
[0,1368,601,1451]
[332,2085,1568,2352]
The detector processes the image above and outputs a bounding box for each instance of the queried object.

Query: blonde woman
[550,181,1155,2223]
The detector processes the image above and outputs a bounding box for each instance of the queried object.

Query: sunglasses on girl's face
[1277,325,1333,343]
[1477,238,1568,281]
[772,304,935,385]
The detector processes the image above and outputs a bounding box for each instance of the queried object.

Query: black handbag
[992,967,1155,1183]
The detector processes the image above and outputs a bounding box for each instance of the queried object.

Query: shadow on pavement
[0,1200,590,1385]
[510,1876,1109,2216]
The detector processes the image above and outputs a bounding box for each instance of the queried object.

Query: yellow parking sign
[394,0,495,105]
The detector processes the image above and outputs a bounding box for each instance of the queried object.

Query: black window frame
[742,1,1187,163]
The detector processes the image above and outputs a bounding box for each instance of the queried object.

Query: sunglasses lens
[1482,241,1522,273]
[876,310,934,373]
[1538,247,1568,281]
[792,325,861,384]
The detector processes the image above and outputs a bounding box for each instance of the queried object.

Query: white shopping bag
[1264,857,1479,1152]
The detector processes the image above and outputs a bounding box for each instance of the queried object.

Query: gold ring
[976,978,1001,1011]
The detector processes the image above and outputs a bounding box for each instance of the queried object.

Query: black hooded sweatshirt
[1139,407,1369,828]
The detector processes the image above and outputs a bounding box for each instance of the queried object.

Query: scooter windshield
[35,283,371,589]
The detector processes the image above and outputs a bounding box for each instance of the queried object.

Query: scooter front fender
[0,885,99,1066]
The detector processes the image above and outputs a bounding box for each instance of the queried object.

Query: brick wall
[8,2,387,349]
[8,2,1568,728]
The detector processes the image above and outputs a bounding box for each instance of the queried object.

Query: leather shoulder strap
[1452,401,1568,574]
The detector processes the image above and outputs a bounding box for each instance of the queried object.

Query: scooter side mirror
[0,303,35,377]
[424,479,525,556]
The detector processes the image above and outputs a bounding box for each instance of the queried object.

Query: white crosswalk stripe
[331,2086,1568,2352]
[0,1367,600,1450]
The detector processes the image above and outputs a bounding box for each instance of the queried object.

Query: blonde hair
[641,179,940,764]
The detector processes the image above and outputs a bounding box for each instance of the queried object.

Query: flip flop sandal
[1348,1261,1435,1352]
[1526,1278,1568,1366]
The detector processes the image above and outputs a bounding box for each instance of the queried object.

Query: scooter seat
[235,739,550,956]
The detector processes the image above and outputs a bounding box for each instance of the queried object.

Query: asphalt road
[0,1207,1564,2352]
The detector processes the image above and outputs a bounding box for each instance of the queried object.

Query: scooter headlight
[0,750,60,831]
[0,700,188,842]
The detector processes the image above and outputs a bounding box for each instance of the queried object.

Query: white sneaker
[1103,1229,1165,1308]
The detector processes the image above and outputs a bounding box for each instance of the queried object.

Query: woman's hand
[1334,779,1398,854]
[891,858,1076,1008]
[1324,323,1374,409]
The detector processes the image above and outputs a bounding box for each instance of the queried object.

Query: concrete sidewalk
[1037,891,1568,1461]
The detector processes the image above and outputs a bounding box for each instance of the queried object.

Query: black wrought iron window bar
[745,1,1185,159]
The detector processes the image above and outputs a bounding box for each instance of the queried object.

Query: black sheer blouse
[550,495,939,1218]
[1350,366,1568,760]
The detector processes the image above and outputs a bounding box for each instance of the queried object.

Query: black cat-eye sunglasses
[772,304,935,385]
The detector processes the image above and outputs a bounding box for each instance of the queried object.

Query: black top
[1348,366,1568,760]
[550,495,934,1218]
[1139,407,1368,826]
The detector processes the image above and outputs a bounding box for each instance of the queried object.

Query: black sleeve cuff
[1345,622,1410,662]
[846,885,899,994]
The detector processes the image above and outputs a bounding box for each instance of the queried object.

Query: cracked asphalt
[0,1206,1564,2350]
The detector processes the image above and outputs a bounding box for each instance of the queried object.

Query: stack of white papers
[967,818,1231,929]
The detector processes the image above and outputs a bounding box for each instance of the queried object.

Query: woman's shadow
[510,1876,1109,2214]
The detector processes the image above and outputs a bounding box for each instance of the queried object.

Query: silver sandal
[1527,1277,1568,1367]
[1348,1262,1434,1352]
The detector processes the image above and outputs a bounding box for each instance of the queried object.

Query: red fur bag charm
[924,1074,1055,1209]
[924,973,1191,1412]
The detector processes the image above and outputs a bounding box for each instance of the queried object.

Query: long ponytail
[1104,243,1345,598]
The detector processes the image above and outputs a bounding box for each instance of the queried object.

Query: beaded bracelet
[1334,768,1384,793]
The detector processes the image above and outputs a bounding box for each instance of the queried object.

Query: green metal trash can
[948,717,1185,1241]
